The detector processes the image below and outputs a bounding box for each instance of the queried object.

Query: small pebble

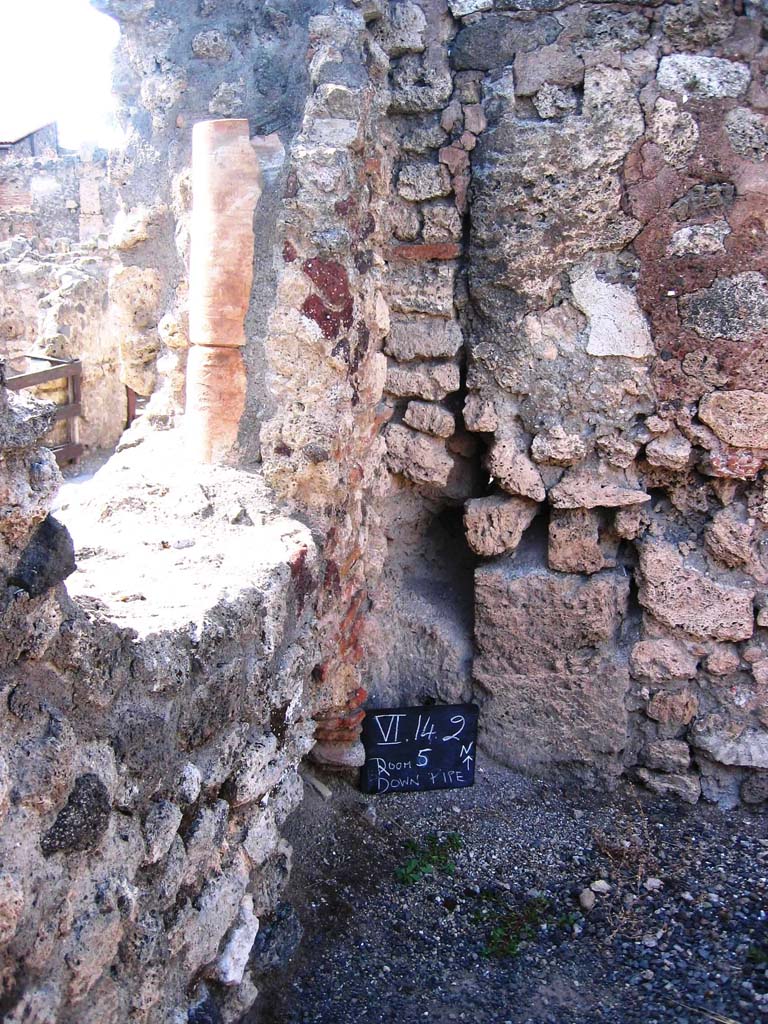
[579,888,596,912]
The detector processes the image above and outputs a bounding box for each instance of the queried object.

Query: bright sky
[0,0,121,149]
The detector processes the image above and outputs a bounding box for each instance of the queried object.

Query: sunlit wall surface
[0,0,120,150]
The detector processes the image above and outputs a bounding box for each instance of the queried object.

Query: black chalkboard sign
[360,703,479,794]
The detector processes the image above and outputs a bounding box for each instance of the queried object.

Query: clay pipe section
[186,118,262,463]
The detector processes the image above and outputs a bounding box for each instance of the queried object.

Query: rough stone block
[705,508,766,581]
[474,564,630,777]
[385,359,460,401]
[9,514,75,598]
[596,434,640,470]
[692,717,768,769]
[666,222,729,257]
[646,688,698,728]
[387,263,456,316]
[705,644,741,676]
[143,799,183,865]
[448,0,492,16]
[226,735,281,807]
[191,30,231,60]
[486,437,546,501]
[212,894,260,987]
[533,84,578,119]
[470,68,642,305]
[397,161,452,201]
[741,771,768,804]
[657,54,750,99]
[385,314,463,360]
[549,465,650,510]
[401,119,447,154]
[178,861,250,973]
[725,107,768,162]
[637,539,755,642]
[441,98,462,133]
[373,1,426,56]
[463,104,487,135]
[464,494,539,557]
[176,762,202,805]
[40,774,111,858]
[630,639,698,683]
[548,508,606,574]
[650,97,699,168]
[386,197,421,241]
[613,505,644,541]
[244,806,279,866]
[660,0,736,48]
[645,740,691,774]
[389,55,453,114]
[438,145,469,176]
[645,430,692,471]
[514,43,584,97]
[681,273,768,342]
[385,423,455,487]
[636,768,700,803]
[451,14,562,71]
[403,400,455,438]
[463,393,498,432]
[698,389,768,449]
[531,427,587,466]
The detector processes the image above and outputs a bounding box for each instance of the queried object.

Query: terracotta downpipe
[186,118,262,462]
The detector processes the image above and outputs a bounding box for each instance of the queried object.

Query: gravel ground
[246,760,768,1024]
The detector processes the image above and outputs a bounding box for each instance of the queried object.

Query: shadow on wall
[364,492,478,710]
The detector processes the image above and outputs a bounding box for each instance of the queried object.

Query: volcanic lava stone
[41,773,111,857]
[9,514,75,597]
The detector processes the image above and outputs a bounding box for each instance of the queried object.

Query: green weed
[473,890,552,959]
[747,944,768,966]
[394,832,462,885]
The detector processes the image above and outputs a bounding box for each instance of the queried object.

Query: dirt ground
[246,758,768,1024]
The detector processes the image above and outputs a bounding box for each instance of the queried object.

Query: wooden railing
[4,354,83,465]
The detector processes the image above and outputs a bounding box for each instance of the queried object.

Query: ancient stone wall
[0,381,321,1022]
[0,240,127,452]
[0,1,395,1020]
[367,0,768,807]
[0,149,109,249]
[0,137,124,454]
[2,1,768,1022]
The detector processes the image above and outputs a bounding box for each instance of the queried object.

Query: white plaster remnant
[666,222,729,257]
[448,0,492,15]
[0,754,9,823]
[110,204,158,251]
[570,267,653,359]
[657,55,750,100]
[213,895,260,986]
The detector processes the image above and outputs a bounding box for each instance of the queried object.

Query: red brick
[387,243,461,261]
